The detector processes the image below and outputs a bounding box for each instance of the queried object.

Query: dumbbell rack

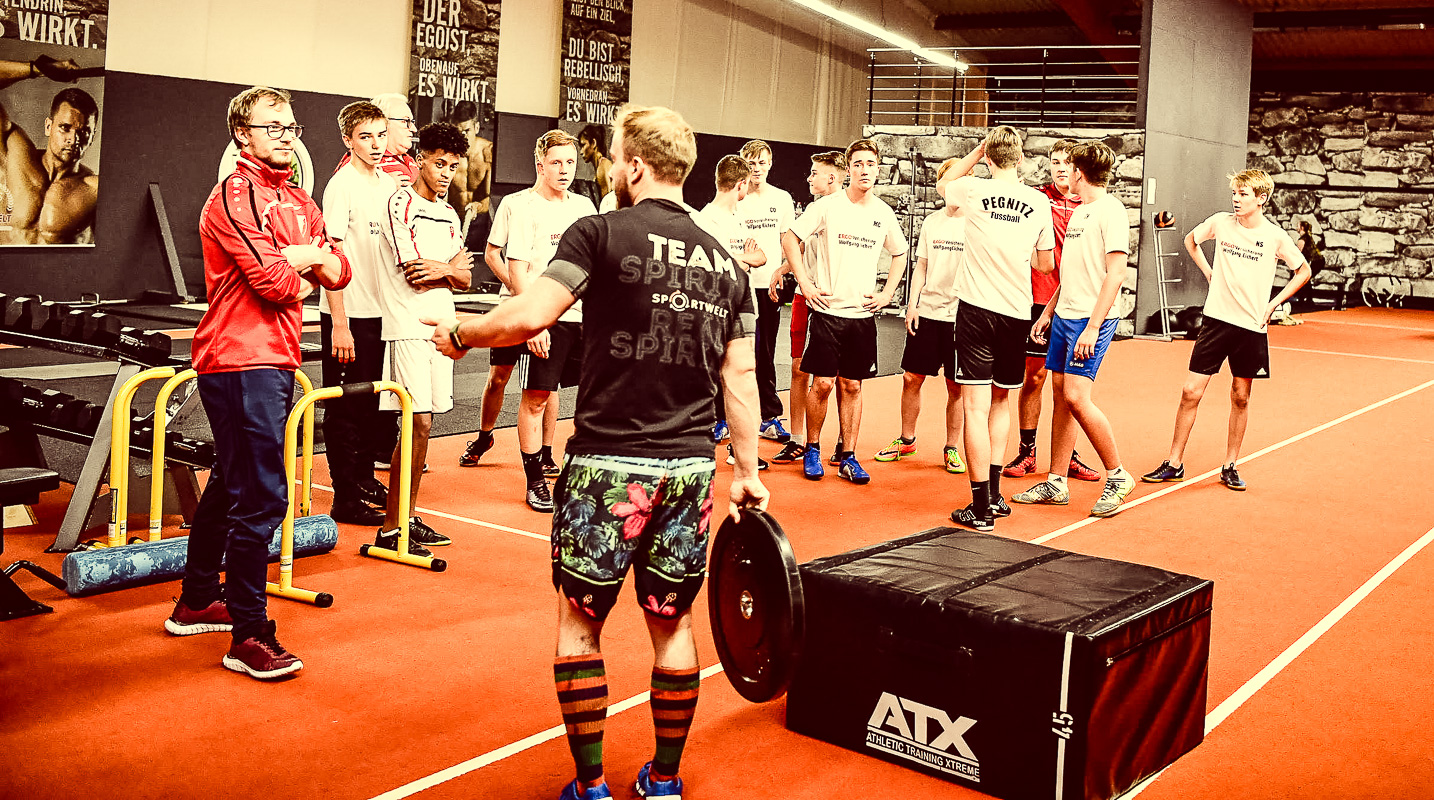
[1136,224,1188,341]
[0,301,199,553]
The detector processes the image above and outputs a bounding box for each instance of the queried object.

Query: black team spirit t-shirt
[544,198,756,458]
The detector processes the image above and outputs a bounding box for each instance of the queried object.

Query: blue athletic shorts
[1044,315,1119,380]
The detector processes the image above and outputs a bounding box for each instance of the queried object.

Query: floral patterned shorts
[551,453,716,622]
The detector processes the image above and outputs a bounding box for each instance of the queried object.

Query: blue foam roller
[62,515,339,596]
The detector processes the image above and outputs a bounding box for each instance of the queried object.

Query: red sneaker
[223,621,303,680]
[1002,447,1037,478]
[1068,452,1101,482]
[164,596,233,636]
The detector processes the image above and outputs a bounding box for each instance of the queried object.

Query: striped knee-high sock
[555,654,608,787]
[650,666,701,779]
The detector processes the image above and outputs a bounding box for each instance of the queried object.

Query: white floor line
[305,481,547,541]
[368,664,727,800]
[1031,376,1434,546]
[1298,317,1434,332]
[1119,524,1434,799]
[1271,345,1434,365]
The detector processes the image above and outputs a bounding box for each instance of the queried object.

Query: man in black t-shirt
[426,104,767,800]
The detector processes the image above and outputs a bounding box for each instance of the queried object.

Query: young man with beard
[782,139,908,485]
[736,139,796,444]
[944,127,1055,531]
[1142,169,1310,491]
[165,87,350,680]
[318,101,398,526]
[375,123,474,553]
[1002,139,1102,482]
[504,130,597,512]
[423,103,766,800]
[1014,142,1137,516]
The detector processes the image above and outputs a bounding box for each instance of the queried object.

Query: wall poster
[559,0,630,206]
[0,0,107,246]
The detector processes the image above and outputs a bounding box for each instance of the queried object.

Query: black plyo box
[785,528,1212,800]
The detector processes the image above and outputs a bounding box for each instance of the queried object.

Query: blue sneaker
[838,455,871,485]
[759,417,791,443]
[803,443,824,480]
[558,779,612,800]
[712,420,729,443]
[635,761,683,799]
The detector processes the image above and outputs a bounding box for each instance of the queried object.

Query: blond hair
[984,126,1023,169]
[534,129,580,163]
[337,101,385,139]
[1229,169,1275,199]
[740,139,773,161]
[228,86,291,145]
[614,104,697,184]
[811,150,847,171]
[1050,138,1080,159]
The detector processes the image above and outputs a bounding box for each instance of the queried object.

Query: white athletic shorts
[381,339,454,414]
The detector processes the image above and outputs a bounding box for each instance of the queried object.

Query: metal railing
[867,45,1140,129]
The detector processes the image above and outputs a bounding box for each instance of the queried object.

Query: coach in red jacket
[164,86,350,681]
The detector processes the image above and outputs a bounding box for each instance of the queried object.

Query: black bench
[1,467,66,620]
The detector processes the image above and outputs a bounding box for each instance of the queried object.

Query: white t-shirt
[1191,212,1306,332]
[737,183,796,289]
[950,175,1055,320]
[1055,193,1130,321]
[318,164,397,319]
[508,190,596,323]
[487,188,531,249]
[380,188,462,341]
[598,191,618,214]
[789,190,909,320]
[914,210,967,322]
[700,202,751,261]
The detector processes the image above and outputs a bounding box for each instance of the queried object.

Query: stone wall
[1248,92,1434,299]
[863,125,1146,318]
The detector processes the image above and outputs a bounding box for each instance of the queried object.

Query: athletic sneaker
[1002,446,1037,478]
[1013,480,1070,505]
[838,455,871,485]
[1068,452,1101,482]
[943,446,967,474]
[771,441,806,464]
[874,438,917,462]
[165,592,233,636]
[542,453,562,479]
[803,444,824,480]
[1142,461,1185,483]
[558,779,613,800]
[950,503,994,532]
[725,444,769,470]
[527,481,555,513]
[759,417,792,443]
[634,762,683,799]
[1220,465,1246,491]
[459,432,493,467]
[373,527,433,558]
[712,420,729,443]
[223,620,303,680]
[829,440,845,466]
[990,493,1011,518]
[408,516,452,546]
[1090,473,1137,517]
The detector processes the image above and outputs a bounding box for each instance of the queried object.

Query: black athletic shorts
[1025,303,1049,358]
[490,343,525,368]
[900,317,956,378]
[954,303,1028,389]
[1188,316,1270,380]
[801,311,878,379]
[520,320,583,392]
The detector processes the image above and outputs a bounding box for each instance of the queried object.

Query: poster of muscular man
[0,0,107,246]
[408,0,500,245]
[558,0,629,208]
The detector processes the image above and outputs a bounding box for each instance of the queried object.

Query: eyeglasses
[245,123,304,140]
[389,117,418,130]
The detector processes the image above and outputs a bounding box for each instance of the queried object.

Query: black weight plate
[708,508,804,703]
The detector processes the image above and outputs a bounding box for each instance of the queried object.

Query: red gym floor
[2,306,1433,799]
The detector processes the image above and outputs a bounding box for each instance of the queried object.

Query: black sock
[807,441,820,453]
[521,451,544,485]
[900,435,915,445]
[539,444,553,462]
[478,429,494,444]
[989,465,1002,498]
[1019,429,1037,449]
[970,480,990,513]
